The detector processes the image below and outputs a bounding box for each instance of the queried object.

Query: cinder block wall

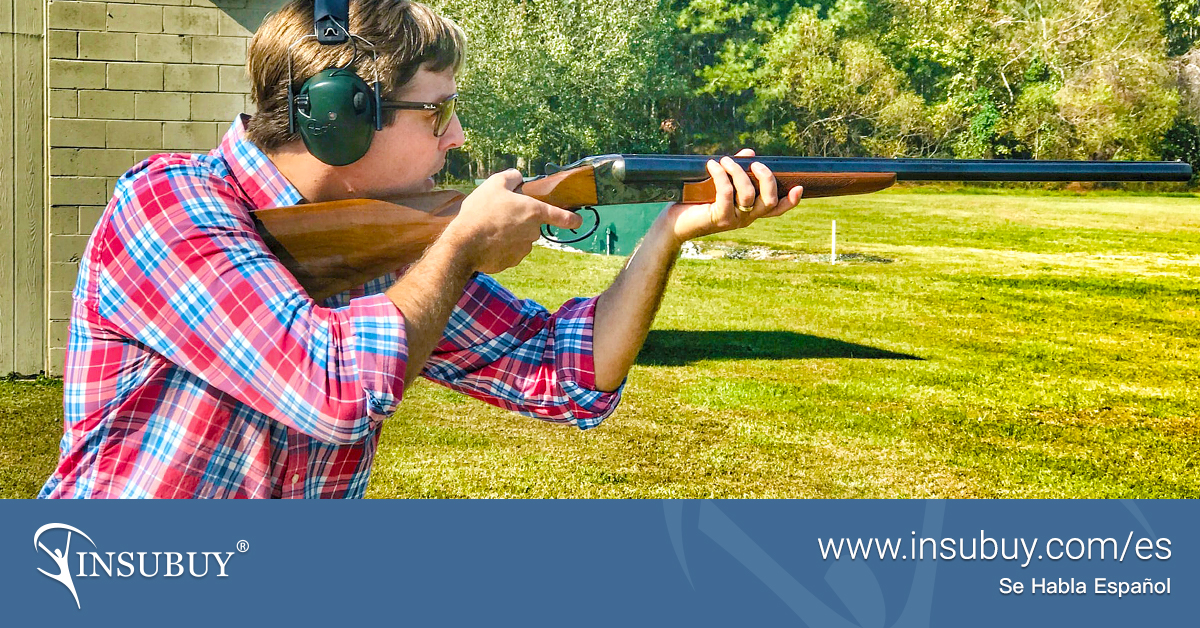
[46,0,280,374]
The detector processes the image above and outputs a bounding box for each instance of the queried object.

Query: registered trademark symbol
[236,540,249,553]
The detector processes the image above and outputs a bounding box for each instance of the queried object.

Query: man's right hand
[444,169,583,274]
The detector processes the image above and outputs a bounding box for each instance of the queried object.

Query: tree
[427,0,1186,168]
[427,0,685,175]
[1001,0,1178,160]
[1162,0,1200,56]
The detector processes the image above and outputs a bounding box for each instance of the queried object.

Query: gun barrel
[614,154,1193,183]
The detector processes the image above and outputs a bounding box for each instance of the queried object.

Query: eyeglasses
[380,93,458,137]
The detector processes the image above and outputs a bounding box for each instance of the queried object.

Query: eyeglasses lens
[435,97,457,137]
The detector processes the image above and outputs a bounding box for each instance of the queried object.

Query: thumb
[488,169,525,191]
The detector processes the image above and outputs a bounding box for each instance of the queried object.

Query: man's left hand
[662,148,804,245]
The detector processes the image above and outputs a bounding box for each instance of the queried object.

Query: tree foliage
[426,0,1197,176]
[1163,0,1200,55]
[426,0,684,176]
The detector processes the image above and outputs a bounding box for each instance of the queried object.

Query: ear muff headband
[286,30,384,166]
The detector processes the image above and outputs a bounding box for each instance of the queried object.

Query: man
[40,0,803,498]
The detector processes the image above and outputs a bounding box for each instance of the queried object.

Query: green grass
[0,377,65,498]
[6,190,1199,498]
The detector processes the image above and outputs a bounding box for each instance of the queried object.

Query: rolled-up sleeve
[421,273,623,429]
[344,293,408,421]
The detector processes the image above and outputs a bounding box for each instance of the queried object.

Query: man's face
[335,65,464,198]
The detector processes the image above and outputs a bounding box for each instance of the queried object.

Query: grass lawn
[0,377,63,498]
[5,190,1198,498]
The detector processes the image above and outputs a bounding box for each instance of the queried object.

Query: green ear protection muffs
[291,67,382,166]
[286,0,383,166]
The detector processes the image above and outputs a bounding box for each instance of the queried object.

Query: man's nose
[439,114,464,150]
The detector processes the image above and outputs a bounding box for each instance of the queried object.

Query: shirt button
[291,473,300,484]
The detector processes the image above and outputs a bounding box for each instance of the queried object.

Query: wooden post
[0,0,15,373]
[0,0,45,374]
[831,220,837,264]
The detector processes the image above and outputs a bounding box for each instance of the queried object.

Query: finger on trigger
[544,205,583,230]
[721,156,755,208]
[750,162,779,208]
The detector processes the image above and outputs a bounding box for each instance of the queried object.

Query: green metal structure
[559,203,670,256]
[475,177,670,256]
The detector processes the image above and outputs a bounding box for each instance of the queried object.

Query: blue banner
[1,500,1193,626]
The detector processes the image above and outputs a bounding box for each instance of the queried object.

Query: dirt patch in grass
[681,240,895,263]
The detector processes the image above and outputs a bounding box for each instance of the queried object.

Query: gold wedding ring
[736,203,755,213]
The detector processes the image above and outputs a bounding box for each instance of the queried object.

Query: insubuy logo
[33,523,247,609]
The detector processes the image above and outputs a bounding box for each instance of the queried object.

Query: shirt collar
[214,115,304,210]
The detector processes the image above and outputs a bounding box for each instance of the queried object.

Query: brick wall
[45,0,280,374]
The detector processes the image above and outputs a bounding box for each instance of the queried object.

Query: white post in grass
[831,220,837,264]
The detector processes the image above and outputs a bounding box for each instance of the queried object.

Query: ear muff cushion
[294,68,376,166]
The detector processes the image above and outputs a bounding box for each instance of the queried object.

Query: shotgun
[251,154,1193,301]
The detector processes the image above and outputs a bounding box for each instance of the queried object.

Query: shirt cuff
[346,292,408,421]
[553,296,624,429]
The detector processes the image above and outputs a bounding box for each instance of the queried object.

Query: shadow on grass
[637,330,923,366]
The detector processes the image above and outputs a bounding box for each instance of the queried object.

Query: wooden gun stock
[251,190,462,302]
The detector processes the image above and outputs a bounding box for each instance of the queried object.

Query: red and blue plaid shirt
[40,116,621,499]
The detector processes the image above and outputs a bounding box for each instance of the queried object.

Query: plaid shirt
[40,116,621,499]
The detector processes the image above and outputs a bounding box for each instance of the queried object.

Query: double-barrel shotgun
[250,154,1193,301]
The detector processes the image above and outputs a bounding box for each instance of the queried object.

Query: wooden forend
[682,172,897,202]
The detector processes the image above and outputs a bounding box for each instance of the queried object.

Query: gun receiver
[252,154,1192,301]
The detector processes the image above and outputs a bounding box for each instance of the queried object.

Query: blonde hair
[246,0,466,150]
